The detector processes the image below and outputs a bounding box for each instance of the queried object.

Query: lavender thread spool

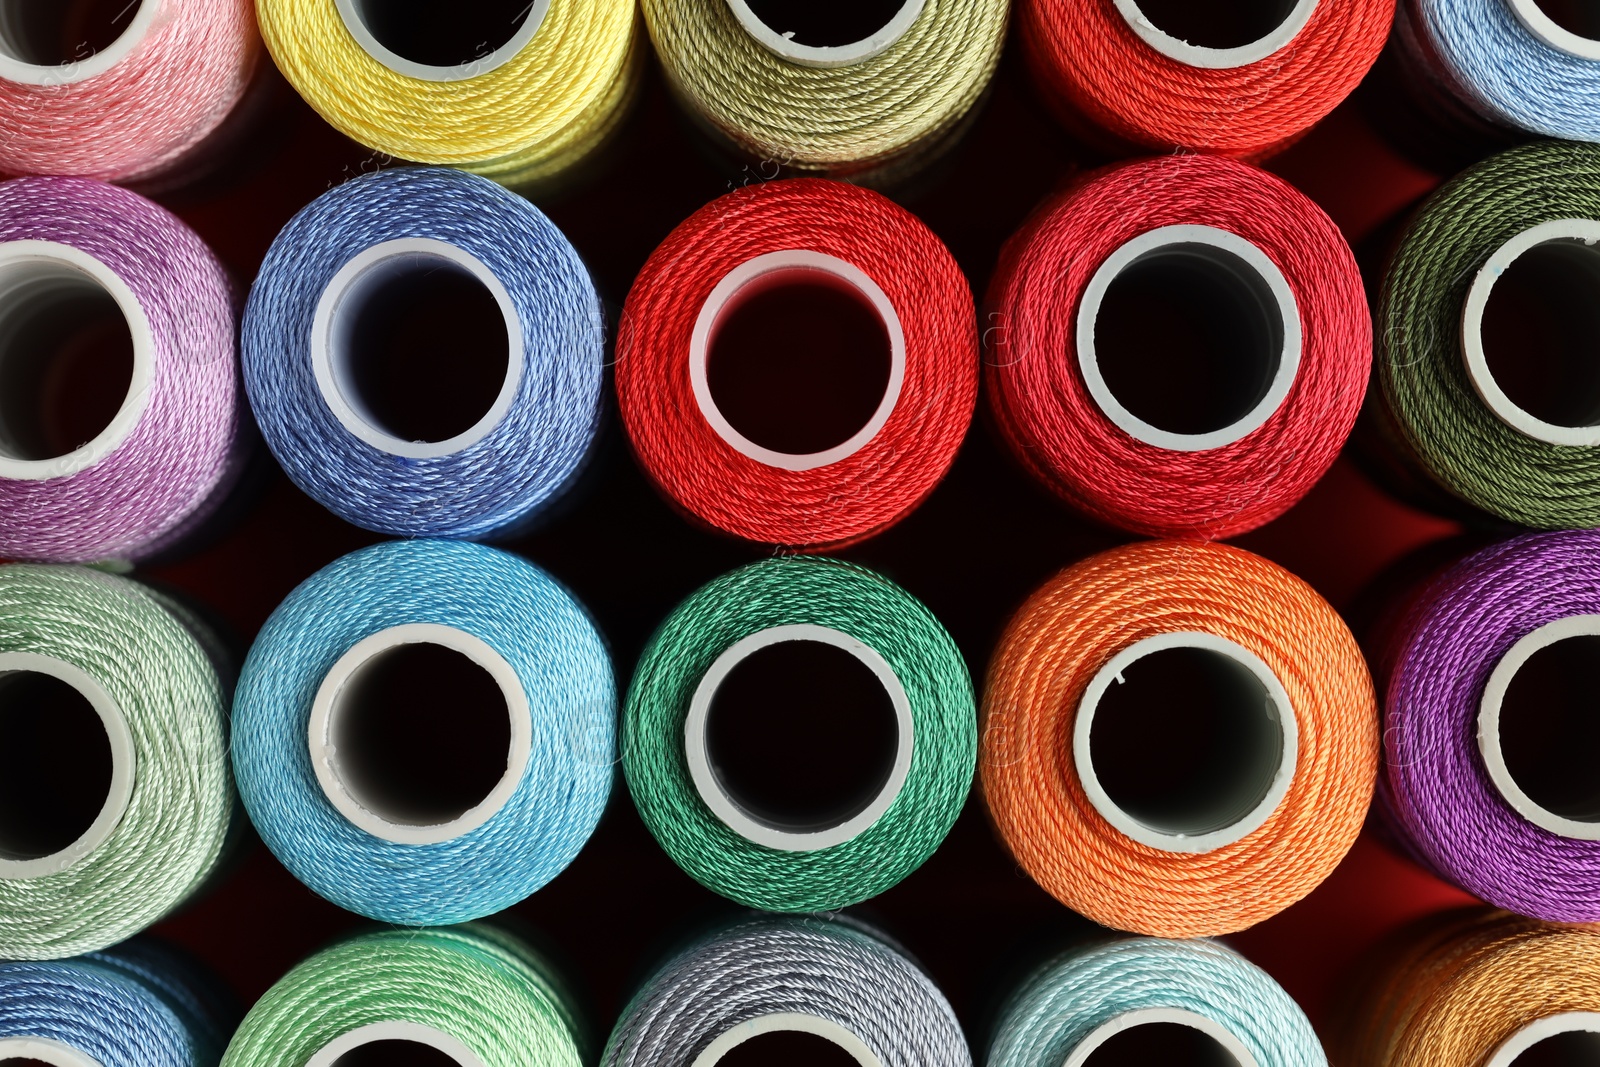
[0,177,239,564]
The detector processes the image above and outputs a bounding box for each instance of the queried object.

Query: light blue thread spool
[242,166,605,539]
[231,538,615,925]
[986,937,1324,1067]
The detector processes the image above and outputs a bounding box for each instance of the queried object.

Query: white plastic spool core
[1112,0,1318,68]
[1073,632,1298,853]
[311,238,524,460]
[0,0,157,85]
[1062,1009,1261,1067]
[1486,1012,1600,1067]
[0,1037,106,1067]
[1507,0,1600,61]
[304,1022,488,1067]
[308,623,531,846]
[683,623,915,853]
[1076,225,1301,453]
[1478,615,1600,840]
[0,651,135,880]
[691,1012,884,1067]
[689,250,906,472]
[334,0,551,82]
[1461,219,1600,447]
[0,241,152,482]
[723,0,926,67]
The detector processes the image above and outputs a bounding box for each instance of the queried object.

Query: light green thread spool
[221,924,586,1067]
[623,556,976,913]
[0,563,232,960]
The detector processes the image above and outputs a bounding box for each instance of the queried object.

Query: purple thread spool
[0,177,238,564]
[1384,529,1600,922]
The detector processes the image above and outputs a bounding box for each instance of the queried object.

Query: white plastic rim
[689,250,907,472]
[1485,1012,1600,1067]
[0,240,153,481]
[304,1021,488,1067]
[683,623,915,852]
[1112,0,1319,68]
[311,238,525,460]
[723,0,927,67]
[0,0,159,85]
[308,623,532,846]
[1076,224,1302,453]
[0,1036,106,1067]
[1061,1008,1261,1067]
[334,0,552,82]
[691,1012,884,1067]
[0,651,136,880]
[1506,0,1600,60]
[1073,631,1299,854]
[1478,614,1600,840]
[1461,219,1600,447]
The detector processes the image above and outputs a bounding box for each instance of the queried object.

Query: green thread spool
[0,563,233,960]
[623,556,975,912]
[221,924,585,1067]
[1379,139,1600,528]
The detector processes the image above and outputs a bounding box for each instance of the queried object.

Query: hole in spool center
[1122,0,1302,50]
[707,270,891,457]
[343,0,535,70]
[332,254,510,447]
[713,1031,864,1067]
[705,639,898,834]
[1480,239,1600,431]
[0,671,114,863]
[1497,634,1600,825]
[1089,646,1284,839]
[331,1041,463,1067]
[1509,1029,1600,1067]
[1526,0,1600,41]
[328,642,512,829]
[1082,1023,1243,1067]
[739,0,911,49]
[0,263,134,464]
[0,0,141,66]
[1,1060,57,1067]
[1092,243,1284,439]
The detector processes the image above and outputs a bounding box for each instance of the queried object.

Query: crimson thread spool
[617,178,976,550]
[987,154,1370,540]
[1018,0,1393,158]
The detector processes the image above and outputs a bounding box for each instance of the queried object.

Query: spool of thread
[1017,0,1392,158]
[987,154,1369,540]
[222,923,584,1067]
[0,176,240,564]
[988,937,1324,1067]
[0,563,233,960]
[603,915,968,1067]
[0,939,237,1067]
[243,166,605,540]
[232,538,614,926]
[1378,530,1600,923]
[641,0,1006,179]
[1390,0,1600,146]
[1336,909,1600,1066]
[255,0,637,190]
[980,540,1378,937]
[623,556,974,912]
[617,178,976,550]
[1377,140,1600,530]
[0,0,260,183]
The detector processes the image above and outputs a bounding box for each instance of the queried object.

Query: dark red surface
[128,34,1482,1050]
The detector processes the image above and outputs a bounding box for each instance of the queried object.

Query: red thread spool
[987,154,1370,540]
[1018,0,1394,159]
[617,178,977,549]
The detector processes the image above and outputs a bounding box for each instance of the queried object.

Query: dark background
[34,13,1501,1053]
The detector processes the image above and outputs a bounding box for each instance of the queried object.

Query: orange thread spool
[980,539,1378,937]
